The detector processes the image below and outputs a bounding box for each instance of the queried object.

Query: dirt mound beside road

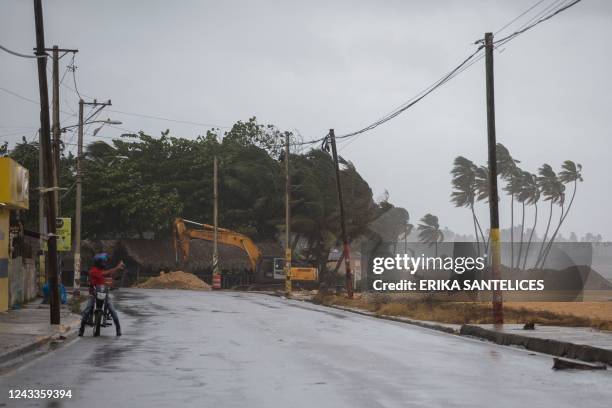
[137,271,211,291]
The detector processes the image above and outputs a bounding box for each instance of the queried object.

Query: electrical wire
[494,0,547,35]
[105,108,229,129]
[0,44,46,59]
[492,0,582,46]
[69,54,83,100]
[0,85,78,118]
[323,0,583,151]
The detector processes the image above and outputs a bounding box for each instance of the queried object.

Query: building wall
[0,209,9,312]
[8,257,37,308]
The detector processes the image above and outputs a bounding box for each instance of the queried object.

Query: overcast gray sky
[1,0,611,240]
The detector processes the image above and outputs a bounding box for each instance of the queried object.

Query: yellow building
[0,157,29,312]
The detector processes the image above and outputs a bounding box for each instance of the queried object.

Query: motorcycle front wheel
[94,310,102,337]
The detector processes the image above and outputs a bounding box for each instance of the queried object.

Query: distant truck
[173,218,318,284]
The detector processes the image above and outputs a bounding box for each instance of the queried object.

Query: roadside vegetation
[313,293,612,330]
[4,117,410,278]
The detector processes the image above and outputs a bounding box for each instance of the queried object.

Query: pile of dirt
[137,271,211,291]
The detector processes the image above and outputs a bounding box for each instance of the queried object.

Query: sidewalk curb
[264,292,460,334]
[460,324,612,365]
[324,304,459,334]
[0,315,82,366]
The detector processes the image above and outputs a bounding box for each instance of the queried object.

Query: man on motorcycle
[78,253,125,337]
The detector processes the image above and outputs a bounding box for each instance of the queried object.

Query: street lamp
[72,118,122,297]
[92,120,122,137]
[61,119,122,133]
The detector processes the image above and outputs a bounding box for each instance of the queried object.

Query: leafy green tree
[222,116,293,159]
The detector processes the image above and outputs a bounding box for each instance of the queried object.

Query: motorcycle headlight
[96,292,107,300]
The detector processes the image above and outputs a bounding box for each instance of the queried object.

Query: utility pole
[329,129,353,298]
[212,156,221,289]
[73,99,84,297]
[38,129,45,293]
[49,46,77,213]
[33,0,60,324]
[51,45,60,212]
[284,133,292,296]
[485,32,503,324]
[73,99,110,297]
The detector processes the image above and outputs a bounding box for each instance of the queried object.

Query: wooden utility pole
[212,156,221,289]
[284,133,292,296]
[33,0,60,324]
[51,45,60,212]
[48,46,77,213]
[485,32,503,324]
[329,130,353,298]
[38,129,45,293]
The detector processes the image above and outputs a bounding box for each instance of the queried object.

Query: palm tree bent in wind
[539,161,583,267]
[535,164,565,268]
[517,172,540,270]
[418,214,445,257]
[451,157,485,254]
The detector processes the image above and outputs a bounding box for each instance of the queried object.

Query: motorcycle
[88,285,113,336]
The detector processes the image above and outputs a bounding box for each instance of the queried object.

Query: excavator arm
[173,218,262,272]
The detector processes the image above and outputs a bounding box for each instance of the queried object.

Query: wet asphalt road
[1,289,611,408]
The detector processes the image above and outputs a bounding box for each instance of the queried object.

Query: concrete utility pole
[33,0,60,324]
[73,99,111,297]
[212,156,221,289]
[485,32,503,324]
[329,129,353,299]
[73,99,84,296]
[284,133,292,296]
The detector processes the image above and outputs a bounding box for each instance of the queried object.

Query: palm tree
[535,164,565,268]
[504,166,524,270]
[473,165,491,251]
[418,214,444,257]
[539,161,583,266]
[404,222,415,256]
[451,157,485,252]
[496,143,520,270]
[517,172,540,270]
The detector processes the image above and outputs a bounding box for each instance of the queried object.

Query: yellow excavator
[173,218,318,283]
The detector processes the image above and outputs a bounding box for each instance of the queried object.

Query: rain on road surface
[1,289,611,408]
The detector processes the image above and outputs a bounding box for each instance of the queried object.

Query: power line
[0,86,40,105]
[492,0,582,45]
[318,0,583,150]
[0,85,77,117]
[494,0,547,35]
[106,108,230,129]
[69,54,83,100]
[336,46,484,140]
[0,43,46,59]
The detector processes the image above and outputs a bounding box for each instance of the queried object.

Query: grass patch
[313,293,612,330]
